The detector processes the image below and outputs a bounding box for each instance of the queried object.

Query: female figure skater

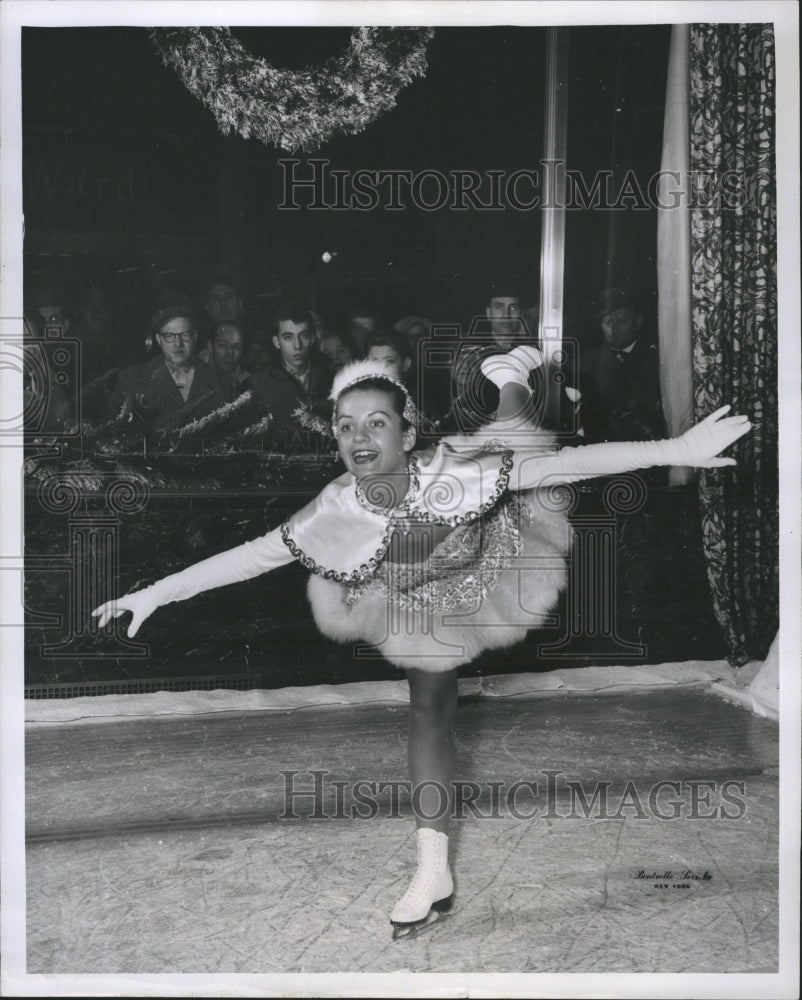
[93,348,750,937]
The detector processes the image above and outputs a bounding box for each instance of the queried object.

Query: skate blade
[391,895,454,941]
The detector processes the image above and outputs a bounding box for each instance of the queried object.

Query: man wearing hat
[104,290,235,431]
[440,273,540,432]
[25,279,72,339]
[578,285,665,443]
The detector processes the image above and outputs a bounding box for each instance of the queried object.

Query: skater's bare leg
[406,667,458,833]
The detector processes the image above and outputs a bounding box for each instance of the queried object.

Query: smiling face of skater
[334,383,416,494]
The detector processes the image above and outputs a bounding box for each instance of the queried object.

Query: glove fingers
[95,606,122,629]
[93,601,132,629]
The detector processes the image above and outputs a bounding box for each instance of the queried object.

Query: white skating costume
[142,418,570,671]
[139,391,742,672]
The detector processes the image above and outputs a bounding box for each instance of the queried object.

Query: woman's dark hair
[335,376,412,431]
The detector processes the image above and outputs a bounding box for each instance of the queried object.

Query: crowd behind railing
[22,270,666,455]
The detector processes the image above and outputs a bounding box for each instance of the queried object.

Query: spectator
[208,321,250,386]
[23,280,81,429]
[320,329,356,373]
[365,327,413,382]
[22,315,75,433]
[198,274,246,361]
[24,278,72,339]
[393,315,431,354]
[203,274,244,326]
[309,308,326,348]
[346,304,379,357]
[483,273,537,350]
[244,325,275,374]
[578,285,665,443]
[441,274,540,432]
[247,300,332,443]
[71,280,136,379]
[104,289,234,431]
[70,281,144,419]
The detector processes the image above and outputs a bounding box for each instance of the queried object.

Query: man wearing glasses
[104,289,234,431]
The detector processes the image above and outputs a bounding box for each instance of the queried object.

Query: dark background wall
[22,25,670,353]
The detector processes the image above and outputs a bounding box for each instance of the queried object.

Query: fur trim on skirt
[306,490,571,673]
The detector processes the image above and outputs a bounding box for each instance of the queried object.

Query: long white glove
[513,405,751,490]
[92,526,293,637]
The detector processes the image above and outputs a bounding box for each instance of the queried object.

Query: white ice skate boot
[390,828,454,936]
[480,344,544,389]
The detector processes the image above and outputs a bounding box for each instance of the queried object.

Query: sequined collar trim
[403,450,514,527]
[280,519,395,585]
[279,450,514,582]
[280,457,420,584]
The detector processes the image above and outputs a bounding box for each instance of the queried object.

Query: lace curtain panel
[689,22,779,665]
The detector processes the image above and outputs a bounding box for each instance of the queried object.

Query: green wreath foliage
[150,26,434,152]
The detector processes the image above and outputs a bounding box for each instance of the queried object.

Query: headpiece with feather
[329,358,421,428]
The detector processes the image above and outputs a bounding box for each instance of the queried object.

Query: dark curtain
[688,23,778,665]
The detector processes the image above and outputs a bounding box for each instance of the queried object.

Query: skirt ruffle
[306,488,571,673]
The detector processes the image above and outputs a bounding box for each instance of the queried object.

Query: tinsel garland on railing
[58,392,276,455]
[174,389,257,441]
[149,27,434,152]
[292,401,334,438]
[23,449,340,495]
[24,390,339,494]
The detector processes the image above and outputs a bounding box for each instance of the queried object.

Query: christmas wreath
[150,26,434,152]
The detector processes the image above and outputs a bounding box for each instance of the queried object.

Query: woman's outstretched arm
[511,405,751,491]
[92,526,294,637]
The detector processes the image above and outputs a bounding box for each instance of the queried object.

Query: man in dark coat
[440,273,540,433]
[578,285,665,443]
[104,290,234,431]
[247,300,332,449]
